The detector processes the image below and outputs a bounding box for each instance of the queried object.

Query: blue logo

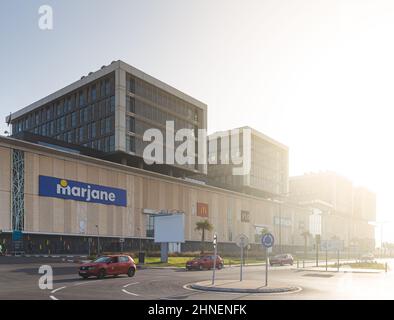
[261,233,275,248]
[39,176,127,207]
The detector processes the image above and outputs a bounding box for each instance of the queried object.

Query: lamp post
[369,221,390,258]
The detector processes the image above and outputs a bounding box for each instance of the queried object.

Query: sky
[1,0,394,241]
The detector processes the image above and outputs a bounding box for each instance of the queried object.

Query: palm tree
[195,220,214,254]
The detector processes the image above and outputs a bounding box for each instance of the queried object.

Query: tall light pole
[95,225,100,256]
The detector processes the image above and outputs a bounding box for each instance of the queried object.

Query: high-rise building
[207,126,289,198]
[6,60,207,177]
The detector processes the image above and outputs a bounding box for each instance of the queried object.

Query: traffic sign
[235,234,249,248]
[261,233,275,248]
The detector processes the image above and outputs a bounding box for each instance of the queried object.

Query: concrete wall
[0,138,310,248]
[0,146,11,231]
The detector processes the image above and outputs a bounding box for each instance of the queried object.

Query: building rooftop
[6,60,207,123]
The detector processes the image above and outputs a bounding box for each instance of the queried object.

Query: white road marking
[74,280,103,286]
[122,289,140,296]
[51,286,66,294]
[49,295,58,300]
[123,282,140,288]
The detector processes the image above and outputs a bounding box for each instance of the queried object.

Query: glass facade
[12,73,116,153]
[125,73,203,171]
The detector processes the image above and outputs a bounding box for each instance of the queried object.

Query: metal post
[96,225,100,256]
[337,250,340,272]
[265,247,268,286]
[325,247,328,271]
[297,259,299,269]
[316,240,319,267]
[303,259,305,268]
[212,234,217,285]
[240,245,243,282]
[279,205,282,254]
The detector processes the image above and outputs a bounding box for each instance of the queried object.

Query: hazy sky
[1,0,394,240]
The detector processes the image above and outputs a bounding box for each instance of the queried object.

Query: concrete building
[7,60,207,178]
[289,172,376,250]
[207,127,289,199]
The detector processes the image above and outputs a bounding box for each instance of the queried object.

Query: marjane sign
[39,176,127,207]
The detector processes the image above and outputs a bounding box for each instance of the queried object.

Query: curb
[292,268,383,274]
[190,283,301,294]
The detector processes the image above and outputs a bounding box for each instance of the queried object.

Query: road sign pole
[240,245,243,282]
[325,247,328,271]
[212,233,217,285]
[265,247,268,286]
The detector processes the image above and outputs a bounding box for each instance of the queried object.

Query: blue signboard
[12,230,23,241]
[39,176,127,207]
[261,233,275,248]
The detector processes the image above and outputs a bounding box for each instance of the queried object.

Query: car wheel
[127,267,136,277]
[218,263,223,270]
[97,269,106,279]
[199,265,203,271]
[81,275,89,280]
[113,274,119,278]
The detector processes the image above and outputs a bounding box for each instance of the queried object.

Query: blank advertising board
[154,214,185,243]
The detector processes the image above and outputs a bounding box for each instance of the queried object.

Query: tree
[195,220,214,254]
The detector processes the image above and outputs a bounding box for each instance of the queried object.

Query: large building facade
[7,60,207,177]
[1,60,375,255]
[289,172,376,250]
[207,127,289,199]
[0,136,310,255]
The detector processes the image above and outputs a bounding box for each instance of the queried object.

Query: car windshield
[93,256,111,263]
[274,255,286,259]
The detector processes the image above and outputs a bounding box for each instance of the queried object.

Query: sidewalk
[190,280,301,294]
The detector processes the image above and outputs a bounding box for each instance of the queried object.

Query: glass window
[91,85,97,101]
[71,112,77,127]
[79,91,85,107]
[126,135,135,153]
[127,96,135,113]
[127,116,135,133]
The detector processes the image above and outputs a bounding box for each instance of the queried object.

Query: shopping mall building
[0,60,375,255]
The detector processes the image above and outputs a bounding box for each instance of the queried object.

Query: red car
[186,255,224,271]
[79,255,136,279]
[269,254,294,266]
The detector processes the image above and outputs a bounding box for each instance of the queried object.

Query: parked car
[269,254,294,266]
[79,255,136,279]
[186,255,224,271]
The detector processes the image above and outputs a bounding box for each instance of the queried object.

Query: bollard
[303,260,305,268]
[385,263,388,273]
[297,260,299,269]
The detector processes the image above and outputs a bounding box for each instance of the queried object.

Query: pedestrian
[0,243,3,256]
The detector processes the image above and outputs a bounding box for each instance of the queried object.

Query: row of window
[126,74,199,123]
[13,96,115,136]
[12,73,115,134]
[29,115,114,145]
[54,131,115,153]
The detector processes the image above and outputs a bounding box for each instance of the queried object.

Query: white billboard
[154,214,185,243]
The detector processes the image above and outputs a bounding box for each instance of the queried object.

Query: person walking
[0,243,3,256]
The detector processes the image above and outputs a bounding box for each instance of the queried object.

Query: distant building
[289,172,375,249]
[207,127,289,199]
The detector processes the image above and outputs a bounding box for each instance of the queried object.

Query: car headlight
[88,266,97,270]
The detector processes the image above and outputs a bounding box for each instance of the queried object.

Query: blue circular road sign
[261,233,275,248]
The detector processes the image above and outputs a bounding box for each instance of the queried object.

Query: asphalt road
[0,257,393,300]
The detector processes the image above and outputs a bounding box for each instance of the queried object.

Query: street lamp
[95,225,100,256]
[369,221,390,257]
